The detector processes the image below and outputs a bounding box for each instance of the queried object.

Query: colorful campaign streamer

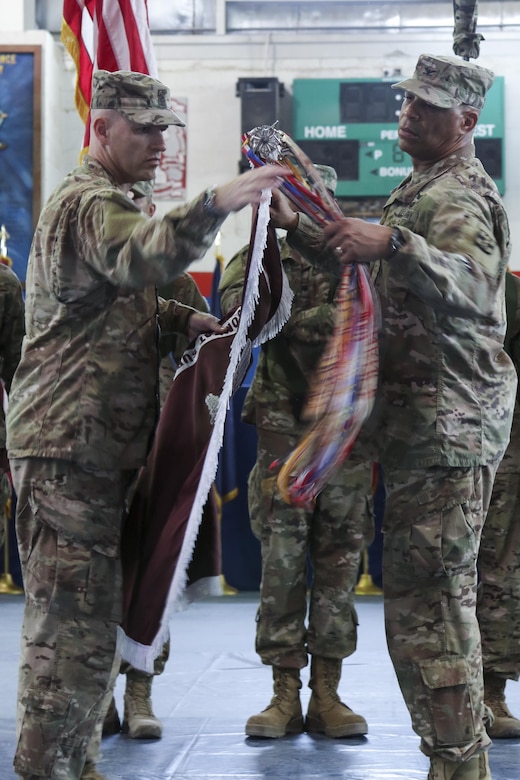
[242,124,343,225]
[242,124,380,507]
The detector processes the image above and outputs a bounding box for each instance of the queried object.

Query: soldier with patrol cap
[219,164,374,742]
[6,69,286,780]
[101,179,211,742]
[272,55,515,779]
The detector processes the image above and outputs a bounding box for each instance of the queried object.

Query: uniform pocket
[408,501,478,580]
[15,687,71,776]
[31,481,120,555]
[386,469,479,580]
[24,480,122,621]
[419,656,476,745]
[248,462,278,540]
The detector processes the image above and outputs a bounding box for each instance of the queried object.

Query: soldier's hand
[213,165,287,214]
[269,190,298,232]
[187,312,228,342]
[323,219,394,263]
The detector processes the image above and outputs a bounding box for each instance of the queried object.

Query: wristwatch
[387,227,405,259]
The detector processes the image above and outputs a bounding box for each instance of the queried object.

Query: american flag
[61,0,158,152]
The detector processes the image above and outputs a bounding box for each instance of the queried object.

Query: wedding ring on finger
[335,245,343,256]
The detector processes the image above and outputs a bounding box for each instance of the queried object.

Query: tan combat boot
[245,667,304,738]
[305,656,368,738]
[102,695,121,737]
[484,672,520,738]
[122,672,163,739]
[80,761,108,780]
[427,752,491,779]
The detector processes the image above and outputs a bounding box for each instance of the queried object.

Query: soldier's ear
[92,115,109,142]
[461,107,479,134]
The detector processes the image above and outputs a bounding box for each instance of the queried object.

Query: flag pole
[355,549,382,596]
[212,236,239,597]
[0,498,23,595]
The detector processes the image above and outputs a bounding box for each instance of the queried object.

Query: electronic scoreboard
[292,77,504,197]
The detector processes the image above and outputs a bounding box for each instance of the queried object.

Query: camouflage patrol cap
[91,70,185,126]
[392,54,494,109]
[130,180,154,200]
[315,164,338,195]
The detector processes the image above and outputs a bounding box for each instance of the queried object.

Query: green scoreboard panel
[292,77,505,196]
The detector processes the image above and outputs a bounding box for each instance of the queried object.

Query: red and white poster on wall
[154,95,187,201]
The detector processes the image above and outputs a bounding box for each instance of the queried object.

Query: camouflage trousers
[11,457,135,780]
[249,427,374,669]
[382,464,496,762]
[478,468,520,679]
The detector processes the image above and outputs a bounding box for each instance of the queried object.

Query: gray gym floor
[1,593,520,779]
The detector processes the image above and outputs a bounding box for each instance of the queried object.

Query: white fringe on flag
[117,190,293,672]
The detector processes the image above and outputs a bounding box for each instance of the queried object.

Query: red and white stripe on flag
[61,0,158,152]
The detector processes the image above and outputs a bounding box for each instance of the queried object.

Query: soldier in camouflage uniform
[273,56,515,780]
[102,181,210,741]
[5,70,286,780]
[219,165,374,741]
[0,262,24,549]
[478,270,520,739]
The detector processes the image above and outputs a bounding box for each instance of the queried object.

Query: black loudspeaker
[237,77,284,172]
[475,138,503,181]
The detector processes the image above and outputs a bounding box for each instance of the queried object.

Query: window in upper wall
[35,0,217,34]
[35,0,520,36]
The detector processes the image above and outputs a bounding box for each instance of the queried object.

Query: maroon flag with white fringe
[118,199,292,672]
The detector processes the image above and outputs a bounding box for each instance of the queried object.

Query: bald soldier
[6,70,286,780]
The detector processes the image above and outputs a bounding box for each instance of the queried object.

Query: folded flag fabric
[117,194,292,672]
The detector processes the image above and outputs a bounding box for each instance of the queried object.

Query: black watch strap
[387,227,405,259]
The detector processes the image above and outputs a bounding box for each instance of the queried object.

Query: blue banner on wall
[0,47,40,284]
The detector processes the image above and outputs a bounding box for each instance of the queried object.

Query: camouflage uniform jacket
[157,274,209,407]
[289,147,516,468]
[159,273,209,362]
[219,238,339,433]
[7,156,224,470]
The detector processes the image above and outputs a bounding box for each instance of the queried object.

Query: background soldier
[0,242,24,550]
[479,269,520,739]
[219,165,374,741]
